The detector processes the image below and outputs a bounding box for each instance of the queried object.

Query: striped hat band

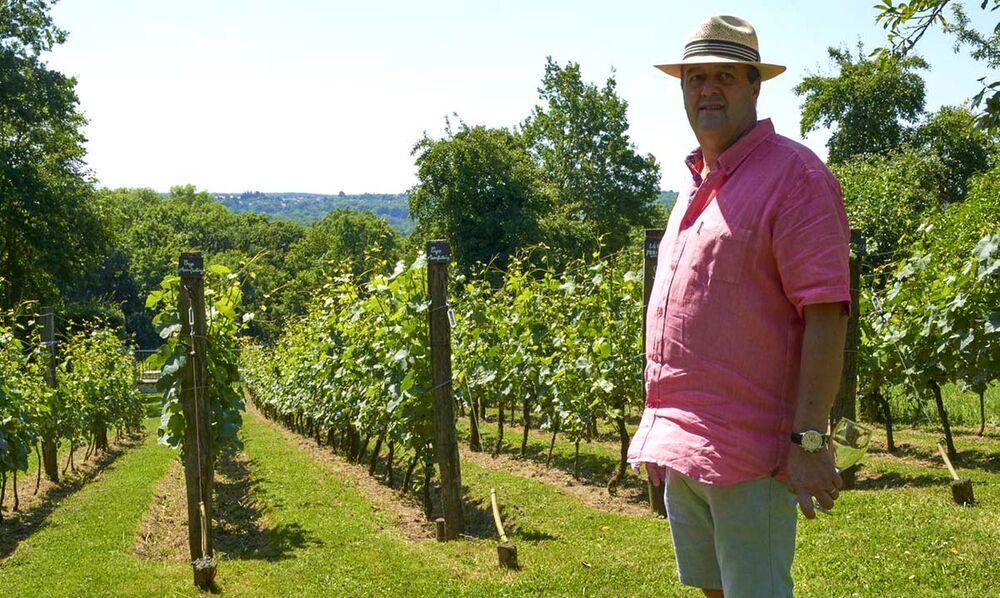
[654,15,786,81]
[683,39,760,63]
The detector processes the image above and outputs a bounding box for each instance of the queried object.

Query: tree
[907,105,998,203]
[832,145,943,265]
[280,208,401,318]
[795,45,928,164]
[522,58,661,258]
[410,121,547,273]
[875,0,1000,132]
[94,186,308,346]
[0,0,107,308]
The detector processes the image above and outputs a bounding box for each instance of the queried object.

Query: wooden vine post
[643,229,667,518]
[178,253,217,589]
[427,240,465,539]
[40,308,60,482]
[831,233,862,490]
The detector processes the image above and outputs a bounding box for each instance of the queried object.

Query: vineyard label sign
[644,239,659,259]
[178,253,205,277]
[427,240,451,264]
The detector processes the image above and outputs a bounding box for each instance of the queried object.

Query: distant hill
[214,190,679,235]
[657,190,678,212]
[216,192,413,234]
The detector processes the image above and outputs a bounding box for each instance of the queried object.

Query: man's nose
[700,79,721,96]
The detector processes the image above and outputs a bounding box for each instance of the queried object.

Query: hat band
[683,39,760,63]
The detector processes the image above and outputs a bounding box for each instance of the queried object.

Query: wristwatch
[790,430,829,452]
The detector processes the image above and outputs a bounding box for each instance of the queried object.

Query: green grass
[461,409,1000,596]
[886,382,1000,428]
[2,401,998,596]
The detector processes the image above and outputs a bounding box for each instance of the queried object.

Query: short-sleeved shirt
[627,119,851,485]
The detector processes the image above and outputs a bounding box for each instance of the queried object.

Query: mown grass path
[1,405,997,596]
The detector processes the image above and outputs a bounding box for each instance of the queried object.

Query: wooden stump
[435,517,446,542]
[192,556,217,590]
[497,543,519,570]
[951,479,975,506]
[648,475,667,518]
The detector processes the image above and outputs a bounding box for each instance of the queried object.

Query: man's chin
[693,120,729,135]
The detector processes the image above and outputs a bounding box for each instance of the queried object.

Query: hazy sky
[46,0,997,194]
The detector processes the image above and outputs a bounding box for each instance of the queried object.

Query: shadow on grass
[873,440,1000,474]
[855,470,949,490]
[458,485,557,543]
[0,437,142,560]
[144,400,162,419]
[213,450,320,561]
[953,449,1000,473]
[454,488,515,541]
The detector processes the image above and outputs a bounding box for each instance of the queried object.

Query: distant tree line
[217,192,414,234]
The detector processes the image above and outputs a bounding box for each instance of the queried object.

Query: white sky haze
[46,0,999,195]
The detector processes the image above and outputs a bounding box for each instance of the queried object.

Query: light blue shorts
[665,469,797,598]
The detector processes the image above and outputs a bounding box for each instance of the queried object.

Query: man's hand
[786,445,842,518]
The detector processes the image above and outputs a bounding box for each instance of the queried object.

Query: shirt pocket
[689,221,751,284]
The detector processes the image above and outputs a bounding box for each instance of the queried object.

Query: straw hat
[655,15,785,81]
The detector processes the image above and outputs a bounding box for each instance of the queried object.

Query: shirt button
[656,307,663,316]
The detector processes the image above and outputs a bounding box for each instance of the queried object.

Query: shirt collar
[684,119,776,182]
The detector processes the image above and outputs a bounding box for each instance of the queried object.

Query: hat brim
[655,56,786,81]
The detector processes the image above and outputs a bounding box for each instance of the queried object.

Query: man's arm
[786,301,849,518]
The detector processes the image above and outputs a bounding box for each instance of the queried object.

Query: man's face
[682,63,760,153]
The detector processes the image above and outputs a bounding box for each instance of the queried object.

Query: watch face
[801,431,824,452]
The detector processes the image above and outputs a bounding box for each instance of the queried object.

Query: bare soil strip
[134,459,188,561]
[135,449,272,561]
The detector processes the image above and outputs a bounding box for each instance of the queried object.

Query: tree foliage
[874,0,1000,132]
[523,59,661,258]
[282,208,402,314]
[907,105,998,203]
[410,122,546,273]
[409,59,661,273]
[795,45,928,164]
[832,145,943,265]
[0,0,107,308]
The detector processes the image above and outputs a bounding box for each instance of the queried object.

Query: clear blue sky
[46,0,997,194]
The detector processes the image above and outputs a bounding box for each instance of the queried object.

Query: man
[627,15,851,598]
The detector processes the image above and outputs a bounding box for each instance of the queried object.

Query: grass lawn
[1,399,997,596]
[887,382,1000,428]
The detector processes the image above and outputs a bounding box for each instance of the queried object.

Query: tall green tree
[410,121,547,273]
[907,105,998,203]
[795,45,928,164]
[0,0,107,307]
[833,145,944,264]
[522,58,661,258]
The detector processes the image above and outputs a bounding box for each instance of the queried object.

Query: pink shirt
[627,119,851,485]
